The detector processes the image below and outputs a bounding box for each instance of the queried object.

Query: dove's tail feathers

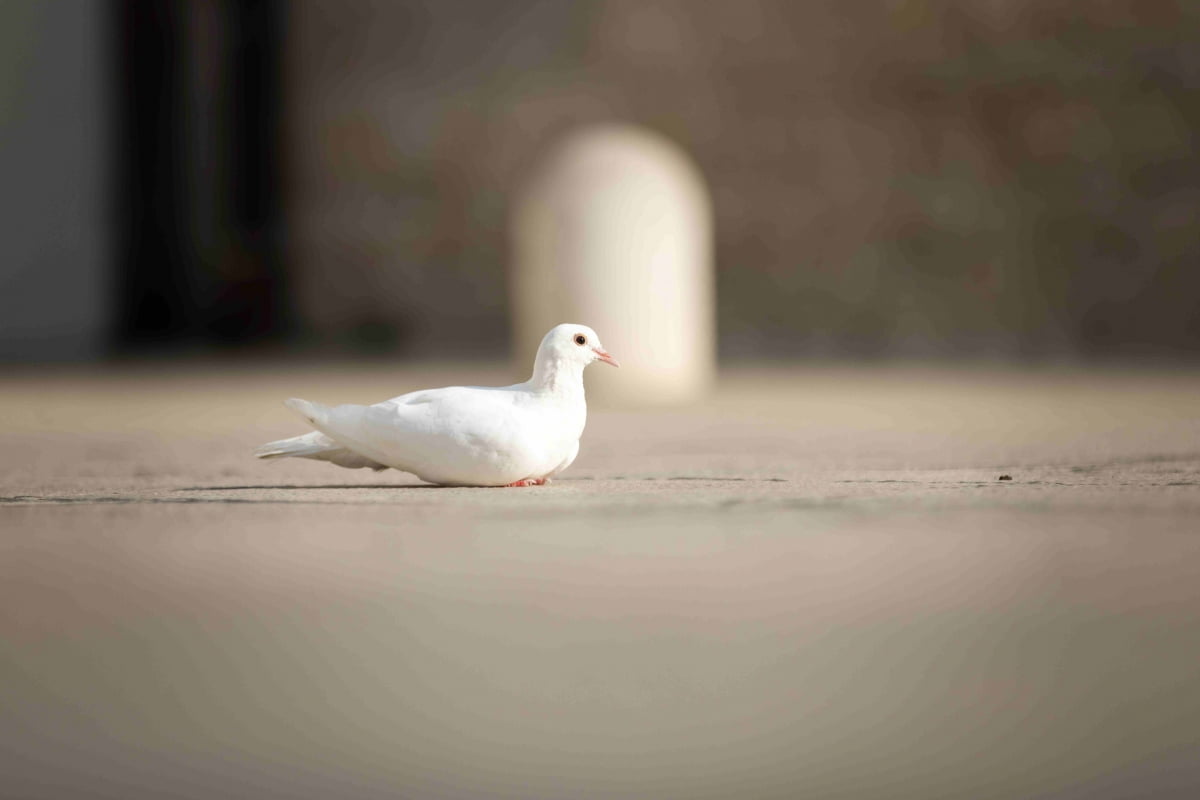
[255,430,333,460]
[255,427,388,471]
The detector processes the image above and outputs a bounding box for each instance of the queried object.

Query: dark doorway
[113,0,290,351]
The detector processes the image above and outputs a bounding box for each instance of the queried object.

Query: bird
[255,324,619,487]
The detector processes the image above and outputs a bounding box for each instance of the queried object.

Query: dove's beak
[593,347,620,367]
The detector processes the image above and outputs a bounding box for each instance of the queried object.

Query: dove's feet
[502,478,549,487]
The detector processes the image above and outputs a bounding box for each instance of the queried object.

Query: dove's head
[539,323,620,370]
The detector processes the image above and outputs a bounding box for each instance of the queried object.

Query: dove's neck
[529,354,586,399]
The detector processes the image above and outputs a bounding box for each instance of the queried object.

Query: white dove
[255,324,619,487]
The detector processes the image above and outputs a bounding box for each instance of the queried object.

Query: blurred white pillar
[512,125,714,405]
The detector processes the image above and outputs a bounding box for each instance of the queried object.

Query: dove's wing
[285,385,544,485]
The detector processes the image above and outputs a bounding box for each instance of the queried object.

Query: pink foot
[501,478,549,487]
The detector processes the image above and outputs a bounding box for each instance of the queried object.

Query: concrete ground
[3,361,1199,799]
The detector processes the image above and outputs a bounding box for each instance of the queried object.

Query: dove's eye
[574,334,587,346]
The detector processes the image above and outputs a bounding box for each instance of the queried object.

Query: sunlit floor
[3,362,1199,799]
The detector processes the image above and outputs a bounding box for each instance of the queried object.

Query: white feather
[254,429,388,471]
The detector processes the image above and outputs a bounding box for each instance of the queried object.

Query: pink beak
[592,347,620,367]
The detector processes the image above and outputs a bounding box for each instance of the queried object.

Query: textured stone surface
[3,363,1200,798]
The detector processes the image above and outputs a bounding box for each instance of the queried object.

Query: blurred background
[6,5,1200,799]
[3,0,1200,365]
